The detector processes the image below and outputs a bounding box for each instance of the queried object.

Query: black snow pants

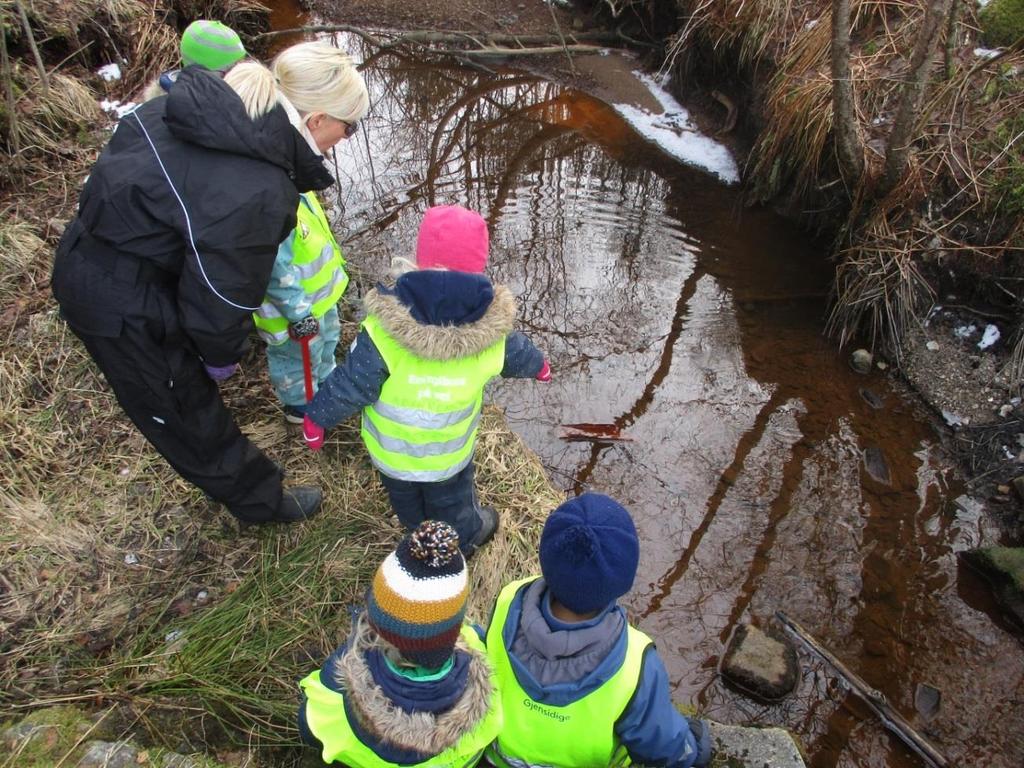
[52,242,283,523]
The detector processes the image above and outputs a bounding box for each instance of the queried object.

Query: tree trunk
[879,0,955,195]
[831,0,864,186]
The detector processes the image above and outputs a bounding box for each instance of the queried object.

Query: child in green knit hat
[179,20,246,71]
[141,19,247,102]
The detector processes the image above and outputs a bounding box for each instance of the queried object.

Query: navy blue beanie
[539,493,639,614]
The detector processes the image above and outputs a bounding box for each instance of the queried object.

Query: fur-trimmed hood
[334,618,495,756]
[364,275,517,361]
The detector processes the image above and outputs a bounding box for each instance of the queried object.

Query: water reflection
[308,32,1023,768]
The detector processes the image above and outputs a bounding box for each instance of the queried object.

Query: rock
[863,445,892,485]
[720,624,799,701]
[708,722,806,767]
[2,721,59,751]
[961,547,1024,628]
[859,388,884,409]
[876,360,888,370]
[78,740,139,768]
[1013,476,1024,502]
[850,349,872,374]
[914,682,942,720]
[926,340,940,351]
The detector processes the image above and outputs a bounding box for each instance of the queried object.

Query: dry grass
[826,210,936,354]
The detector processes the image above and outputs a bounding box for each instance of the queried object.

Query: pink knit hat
[415,205,489,274]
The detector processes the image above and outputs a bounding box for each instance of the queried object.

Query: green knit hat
[180,20,246,72]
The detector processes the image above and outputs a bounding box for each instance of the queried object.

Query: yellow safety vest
[299,625,502,768]
[254,191,349,344]
[360,314,505,482]
[485,578,653,768]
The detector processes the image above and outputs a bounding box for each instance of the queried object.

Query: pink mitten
[303,415,325,452]
[535,359,551,383]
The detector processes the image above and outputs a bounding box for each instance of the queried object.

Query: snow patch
[100,99,137,118]
[97,63,122,81]
[954,324,977,339]
[978,324,1000,350]
[942,409,968,427]
[611,72,740,184]
[974,47,1002,59]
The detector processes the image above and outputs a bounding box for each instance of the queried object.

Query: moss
[983,546,1024,591]
[990,113,1024,216]
[0,706,94,766]
[980,0,1024,48]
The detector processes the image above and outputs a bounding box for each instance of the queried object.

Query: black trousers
[54,248,283,522]
[378,462,482,553]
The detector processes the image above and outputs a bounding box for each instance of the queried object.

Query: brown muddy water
[268,12,1024,767]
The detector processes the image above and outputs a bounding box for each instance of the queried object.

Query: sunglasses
[340,118,359,139]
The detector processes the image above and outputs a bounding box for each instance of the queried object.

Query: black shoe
[273,485,322,523]
[463,506,499,559]
[283,405,306,425]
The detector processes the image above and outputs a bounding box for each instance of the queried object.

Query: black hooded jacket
[53,67,334,365]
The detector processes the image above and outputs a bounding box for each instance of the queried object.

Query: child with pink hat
[303,205,550,556]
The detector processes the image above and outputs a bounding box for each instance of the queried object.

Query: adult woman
[51,42,369,524]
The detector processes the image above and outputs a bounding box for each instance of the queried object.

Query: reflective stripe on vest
[299,625,502,768]
[254,191,349,343]
[484,578,652,768]
[360,314,505,482]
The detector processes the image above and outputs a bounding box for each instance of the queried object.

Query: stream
[267,6,1024,766]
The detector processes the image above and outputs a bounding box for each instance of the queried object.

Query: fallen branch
[254,24,626,50]
[436,44,607,58]
[775,611,949,768]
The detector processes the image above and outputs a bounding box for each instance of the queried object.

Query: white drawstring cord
[129,108,262,312]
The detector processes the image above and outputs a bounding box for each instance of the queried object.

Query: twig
[776,611,950,768]
[547,0,578,77]
[14,0,47,95]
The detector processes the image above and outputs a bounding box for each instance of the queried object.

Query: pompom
[408,520,461,568]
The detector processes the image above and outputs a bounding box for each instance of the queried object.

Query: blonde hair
[272,42,369,123]
[224,60,278,119]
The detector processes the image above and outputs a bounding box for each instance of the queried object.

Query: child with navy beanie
[484,492,714,768]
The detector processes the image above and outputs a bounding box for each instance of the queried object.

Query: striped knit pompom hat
[366,520,468,669]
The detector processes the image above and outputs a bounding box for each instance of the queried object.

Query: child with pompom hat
[298,520,502,766]
[484,492,714,768]
[303,204,550,558]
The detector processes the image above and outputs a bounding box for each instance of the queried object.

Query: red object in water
[559,422,632,442]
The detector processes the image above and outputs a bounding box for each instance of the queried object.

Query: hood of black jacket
[164,67,334,193]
